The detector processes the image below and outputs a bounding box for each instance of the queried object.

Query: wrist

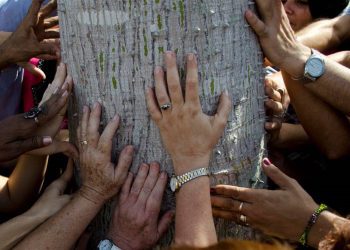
[172,155,210,175]
[107,231,139,250]
[280,43,311,79]
[78,185,107,205]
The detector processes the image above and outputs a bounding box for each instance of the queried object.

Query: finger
[211,196,239,211]
[157,210,175,238]
[25,0,43,26]
[1,136,52,162]
[61,142,79,159]
[39,0,57,19]
[245,10,269,39]
[265,99,283,115]
[262,158,295,190]
[20,62,46,79]
[265,121,282,131]
[87,102,102,148]
[146,87,162,123]
[43,16,59,29]
[154,67,171,113]
[40,29,60,40]
[38,41,60,57]
[185,53,200,108]
[119,172,134,203]
[138,163,161,206]
[51,63,67,90]
[212,185,258,203]
[129,163,149,202]
[80,106,90,142]
[98,115,120,154]
[265,80,282,102]
[213,91,232,134]
[61,158,74,182]
[165,51,184,107]
[114,146,134,188]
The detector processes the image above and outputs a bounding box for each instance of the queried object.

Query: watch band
[170,167,210,192]
[97,239,122,250]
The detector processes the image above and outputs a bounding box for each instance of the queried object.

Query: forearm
[173,159,217,247]
[0,208,48,250]
[1,155,48,213]
[308,211,349,249]
[296,18,343,52]
[283,72,350,159]
[14,190,104,250]
[271,123,310,150]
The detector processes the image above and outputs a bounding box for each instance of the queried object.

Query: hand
[0,71,71,162]
[28,139,78,159]
[245,0,311,77]
[1,0,59,66]
[107,163,174,250]
[34,63,73,138]
[77,102,134,204]
[28,158,73,219]
[211,158,318,241]
[264,78,285,144]
[146,52,231,174]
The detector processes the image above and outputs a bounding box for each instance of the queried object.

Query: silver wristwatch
[170,167,210,192]
[303,49,326,81]
[98,239,121,250]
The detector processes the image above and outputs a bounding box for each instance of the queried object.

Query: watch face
[98,240,113,250]
[170,177,177,192]
[305,58,325,78]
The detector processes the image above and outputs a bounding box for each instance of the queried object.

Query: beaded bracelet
[299,204,328,246]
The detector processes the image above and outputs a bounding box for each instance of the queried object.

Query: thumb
[20,135,52,152]
[262,158,295,190]
[61,158,74,183]
[157,210,175,238]
[20,62,46,79]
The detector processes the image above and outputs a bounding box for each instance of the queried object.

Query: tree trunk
[58,0,266,248]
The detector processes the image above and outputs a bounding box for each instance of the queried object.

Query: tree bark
[58,0,266,247]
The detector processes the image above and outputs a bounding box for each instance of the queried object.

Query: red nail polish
[263,158,271,166]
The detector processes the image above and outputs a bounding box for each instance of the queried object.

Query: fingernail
[126,145,134,154]
[83,106,88,113]
[113,114,119,121]
[161,172,168,179]
[93,102,99,109]
[166,51,174,58]
[224,90,228,96]
[188,53,195,61]
[62,81,68,90]
[43,136,52,145]
[246,10,252,18]
[62,90,68,97]
[154,66,162,74]
[263,158,271,166]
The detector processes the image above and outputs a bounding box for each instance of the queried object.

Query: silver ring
[80,140,88,145]
[34,117,40,125]
[272,114,284,119]
[160,103,172,111]
[238,202,244,213]
[276,88,285,97]
[239,214,249,226]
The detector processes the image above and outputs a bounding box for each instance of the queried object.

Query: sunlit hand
[211,158,318,241]
[77,102,134,204]
[28,158,73,218]
[108,163,173,250]
[146,52,231,174]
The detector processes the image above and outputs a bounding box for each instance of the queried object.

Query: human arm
[0,63,72,162]
[0,0,59,70]
[211,159,349,249]
[328,50,350,68]
[245,1,350,116]
[296,15,350,52]
[14,103,134,250]
[0,154,48,214]
[282,72,350,159]
[0,160,73,250]
[146,52,231,247]
[107,163,173,250]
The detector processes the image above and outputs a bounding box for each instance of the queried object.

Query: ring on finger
[239,214,249,227]
[238,202,244,213]
[160,103,172,111]
[80,140,88,145]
